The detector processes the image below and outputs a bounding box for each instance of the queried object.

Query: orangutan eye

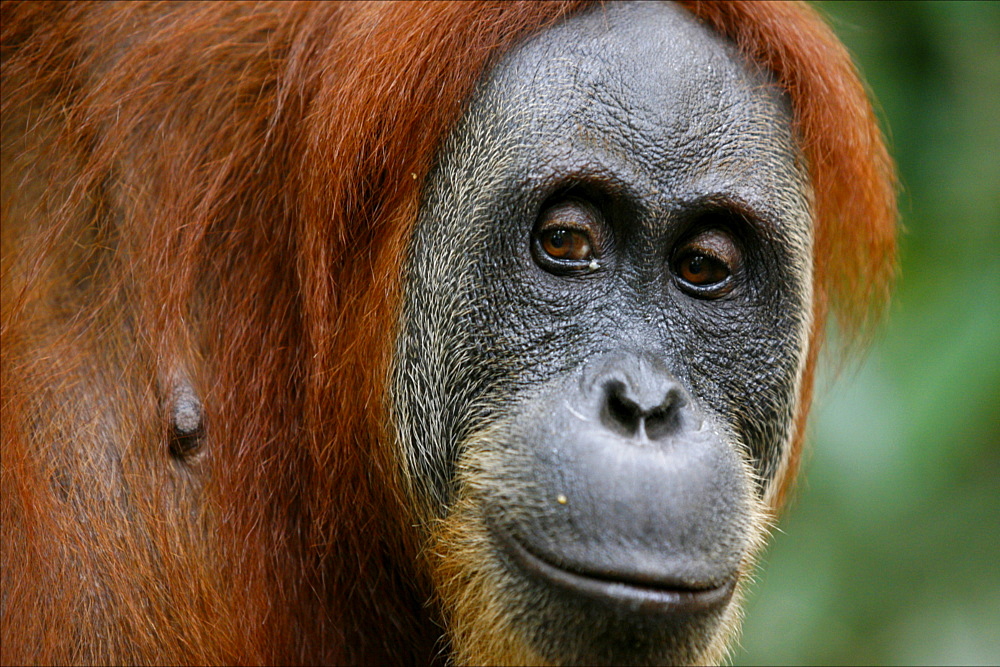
[540,228,593,261]
[532,200,605,275]
[672,230,740,297]
[676,253,729,286]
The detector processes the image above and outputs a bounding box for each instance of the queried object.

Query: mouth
[491,520,737,616]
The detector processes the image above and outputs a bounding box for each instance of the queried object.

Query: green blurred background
[734,2,1000,665]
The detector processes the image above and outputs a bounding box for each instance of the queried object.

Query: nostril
[644,389,685,441]
[602,380,642,437]
[601,380,686,442]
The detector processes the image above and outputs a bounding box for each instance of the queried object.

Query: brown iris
[533,199,604,273]
[677,253,729,286]
[540,228,592,261]
[672,230,739,296]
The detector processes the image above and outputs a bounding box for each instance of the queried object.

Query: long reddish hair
[1,1,894,664]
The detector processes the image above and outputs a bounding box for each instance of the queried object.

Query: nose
[586,354,689,442]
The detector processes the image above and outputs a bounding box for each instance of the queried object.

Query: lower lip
[492,523,737,616]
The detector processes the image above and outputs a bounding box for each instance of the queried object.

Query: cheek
[672,275,810,486]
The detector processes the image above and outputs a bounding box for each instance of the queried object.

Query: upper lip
[490,519,737,616]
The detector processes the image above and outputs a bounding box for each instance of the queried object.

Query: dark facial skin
[395,2,813,664]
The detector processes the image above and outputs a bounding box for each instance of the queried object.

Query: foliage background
[734,2,1000,664]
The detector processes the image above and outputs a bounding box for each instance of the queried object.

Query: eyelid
[537,200,604,234]
[681,233,735,260]
[538,213,591,234]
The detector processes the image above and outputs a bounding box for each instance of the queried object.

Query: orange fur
[1,1,894,664]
